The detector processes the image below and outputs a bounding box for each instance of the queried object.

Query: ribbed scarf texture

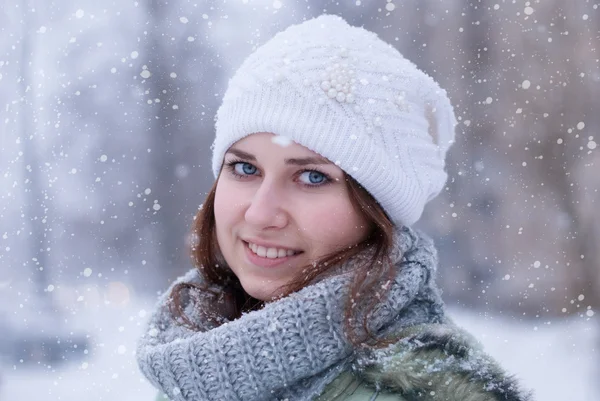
[136,226,447,401]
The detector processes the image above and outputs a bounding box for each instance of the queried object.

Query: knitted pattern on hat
[212,14,457,226]
[136,226,446,401]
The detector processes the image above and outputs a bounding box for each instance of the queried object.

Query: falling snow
[1,2,598,400]
[272,135,293,147]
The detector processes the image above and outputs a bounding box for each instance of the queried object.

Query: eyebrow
[226,148,332,166]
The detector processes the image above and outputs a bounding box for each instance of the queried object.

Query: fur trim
[355,323,533,401]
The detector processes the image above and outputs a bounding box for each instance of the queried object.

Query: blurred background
[0,0,598,400]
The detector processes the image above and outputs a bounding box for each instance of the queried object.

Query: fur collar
[354,322,533,401]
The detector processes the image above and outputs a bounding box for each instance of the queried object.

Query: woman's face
[214,132,371,301]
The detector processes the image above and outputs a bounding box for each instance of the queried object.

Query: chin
[240,280,282,302]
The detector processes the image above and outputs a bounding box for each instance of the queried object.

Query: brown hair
[170,172,397,347]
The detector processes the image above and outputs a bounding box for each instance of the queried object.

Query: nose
[244,179,288,229]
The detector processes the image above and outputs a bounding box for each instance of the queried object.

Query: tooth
[248,242,299,258]
[266,248,278,259]
[256,246,267,257]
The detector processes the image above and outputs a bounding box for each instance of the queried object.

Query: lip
[242,240,302,268]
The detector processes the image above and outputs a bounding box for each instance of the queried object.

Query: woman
[137,15,532,401]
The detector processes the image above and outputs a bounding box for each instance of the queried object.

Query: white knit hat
[212,14,457,227]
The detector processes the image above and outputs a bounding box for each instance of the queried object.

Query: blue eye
[234,162,257,175]
[299,170,327,185]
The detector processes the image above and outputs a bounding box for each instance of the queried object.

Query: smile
[242,240,303,268]
[247,241,300,259]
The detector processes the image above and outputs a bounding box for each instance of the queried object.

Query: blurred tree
[484,0,600,315]
[18,0,54,314]
[39,0,156,287]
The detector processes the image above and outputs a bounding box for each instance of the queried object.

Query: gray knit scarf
[136,226,446,401]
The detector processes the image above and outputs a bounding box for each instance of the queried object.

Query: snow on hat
[212,14,457,226]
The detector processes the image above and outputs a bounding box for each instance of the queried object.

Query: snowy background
[1,0,598,400]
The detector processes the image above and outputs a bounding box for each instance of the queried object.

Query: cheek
[300,195,368,245]
[214,178,249,217]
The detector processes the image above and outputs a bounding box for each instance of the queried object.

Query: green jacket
[154,323,531,401]
[315,371,401,401]
[154,372,399,401]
